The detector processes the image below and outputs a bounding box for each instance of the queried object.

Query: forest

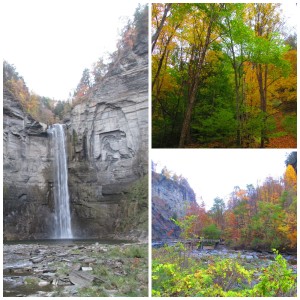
[171,152,296,251]
[152,3,297,148]
[152,152,297,297]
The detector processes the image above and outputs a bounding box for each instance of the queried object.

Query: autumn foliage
[175,155,297,251]
[3,61,60,124]
[152,3,297,148]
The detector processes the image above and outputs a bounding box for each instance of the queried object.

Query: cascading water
[48,124,73,239]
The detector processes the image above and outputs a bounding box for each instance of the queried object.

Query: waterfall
[48,124,73,239]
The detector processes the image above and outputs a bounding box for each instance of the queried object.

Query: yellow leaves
[269,50,297,105]
[205,50,223,68]
[277,224,289,234]
[151,3,162,23]
[7,78,30,106]
[284,165,297,191]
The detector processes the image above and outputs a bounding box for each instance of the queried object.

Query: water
[48,124,73,239]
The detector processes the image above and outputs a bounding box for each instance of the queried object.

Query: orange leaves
[224,211,240,241]
[224,169,296,250]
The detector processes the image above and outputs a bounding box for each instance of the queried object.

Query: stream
[190,245,297,271]
[153,241,297,276]
[3,239,138,297]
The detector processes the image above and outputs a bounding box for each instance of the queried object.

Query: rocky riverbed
[190,245,297,274]
[3,240,148,297]
[153,242,297,272]
[183,245,296,272]
[153,242,297,289]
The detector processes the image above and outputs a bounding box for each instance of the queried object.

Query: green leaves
[202,224,222,239]
[152,248,296,297]
[251,250,296,296]
[152,3,294,148]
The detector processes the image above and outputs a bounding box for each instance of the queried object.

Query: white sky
[281,1,298,34]
[152,149,291,210]
[1,0,143,100]
[1,2,297,101]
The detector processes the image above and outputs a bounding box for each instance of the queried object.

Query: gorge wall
[152,171,197,240]
[3,87,55,240]
[3,26,148,241]
[65,37,148,239]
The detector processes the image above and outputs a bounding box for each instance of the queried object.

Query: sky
[1,0,143,100]
[281,1,298,34]
[1,1,297,101]
[152,149,292,210]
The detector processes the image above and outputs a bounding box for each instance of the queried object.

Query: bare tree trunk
[233,65,241,147]
[179,83,198,147]
[256,64,267,148]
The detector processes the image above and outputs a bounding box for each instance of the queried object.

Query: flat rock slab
[38,281,50,287]
[69,270,96,287]
[81,267,93,272]
[84,258,97,264]
[30,257,44,264]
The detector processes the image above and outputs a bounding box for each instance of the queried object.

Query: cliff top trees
[73,68,92,102]
[72,4,148,107]
[3,60,56,124]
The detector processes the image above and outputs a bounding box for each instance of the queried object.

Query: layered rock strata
[3,33,148,240]
[3,88,54,239]
[66,45,148,238]
[152,171,197,240]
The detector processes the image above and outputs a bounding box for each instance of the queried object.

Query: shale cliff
[3,12,148,240]
[65,40,148,239]
[152,171,197,240]
[3,87,54,240]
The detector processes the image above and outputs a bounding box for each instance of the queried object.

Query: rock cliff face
[66,43,148,238]
[3,23,148,241]
[152,171,197,240]
[3,88,55,240]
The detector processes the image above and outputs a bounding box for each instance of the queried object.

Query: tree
[179,4,220,147]
[3,60,21,83]
[74,68,91,100]
[284,33,297,50]
[161,166,172,179]
[246,3,289,147]
[152,3,294,148]
[285,151,297,174]
[284,165,297,192]
[152,3,172,52]
[92,58,108,83]
[202,224,222,239]
[209,197,225,230]
[173,214,198,239]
